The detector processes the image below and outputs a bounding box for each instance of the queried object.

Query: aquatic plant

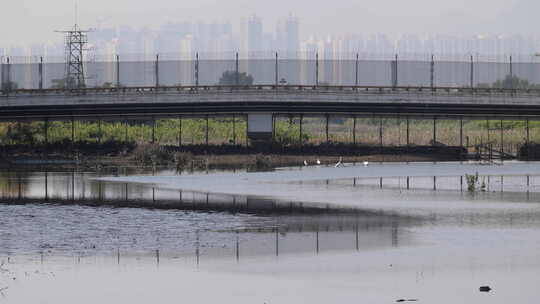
[131,143,176,165]
[465,172,480,192]
[252,154,273,171]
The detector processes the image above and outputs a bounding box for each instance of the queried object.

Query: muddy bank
[0,141,466,171]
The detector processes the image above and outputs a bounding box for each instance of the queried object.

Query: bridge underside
[3,101,540,121]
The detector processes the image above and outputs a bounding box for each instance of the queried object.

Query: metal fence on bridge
[1,52,539,90]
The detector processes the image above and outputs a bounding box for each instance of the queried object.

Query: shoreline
[0,142,467,171]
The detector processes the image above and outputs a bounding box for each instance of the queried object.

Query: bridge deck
[1,85,540,120]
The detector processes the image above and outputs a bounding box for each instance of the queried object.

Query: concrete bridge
[1,84,540,146]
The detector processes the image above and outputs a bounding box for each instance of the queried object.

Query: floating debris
[479,286,492,292]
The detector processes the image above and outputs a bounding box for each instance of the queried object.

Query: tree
[480,75,540,90]
[493,75,534,89]
[50,77,80,89]
[218,71,254,86]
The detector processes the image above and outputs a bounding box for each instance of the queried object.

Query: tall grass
[1,117,538,151]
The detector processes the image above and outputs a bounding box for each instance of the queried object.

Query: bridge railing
[3,85,540,102]
[1,53,539,92]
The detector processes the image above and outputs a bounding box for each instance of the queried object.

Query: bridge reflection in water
[0,169,426,264]
[1,169,540,263]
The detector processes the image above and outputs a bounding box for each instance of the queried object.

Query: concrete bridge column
[352,116,357,145]
[232,114,236,145]
[325,114,330,143]
[247,114,273,145]
[178,117,182,147]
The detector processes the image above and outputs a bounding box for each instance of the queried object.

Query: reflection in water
[0,170,425,261]
[1,169,539,261]
[0,202,419,262]
[2,171,540,209]
[1,168,540,304]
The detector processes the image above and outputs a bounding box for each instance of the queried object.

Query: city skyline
[2,15,539,60]
[2,0,538,47]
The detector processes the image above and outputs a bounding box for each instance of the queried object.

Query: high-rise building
[242,15,263,56]
[277,15,300,57]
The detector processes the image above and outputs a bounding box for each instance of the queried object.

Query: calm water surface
[1,162,539,303]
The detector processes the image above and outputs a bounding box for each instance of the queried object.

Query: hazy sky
[1,0,535,45]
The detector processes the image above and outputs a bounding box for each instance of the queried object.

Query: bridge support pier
[178,117,182,147]
[17,121,21,145]
[206,115,209,146]
[44,118,49,147]
[433,117,437,146]
[125,120,129,143]
[247,114,273,146]
[406,116,410,162]
[460,118,464,160]
[325,114,330,143]
[71,118,75,157]
[232,114,236,145]
[299,115,304,144]
[353,116,357,145]
[151,118,156,144]
[406,117,410,146]
[379,117,384,162]
[526,118,530,161]
[98,120,102,144]
[500,120,504,160]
